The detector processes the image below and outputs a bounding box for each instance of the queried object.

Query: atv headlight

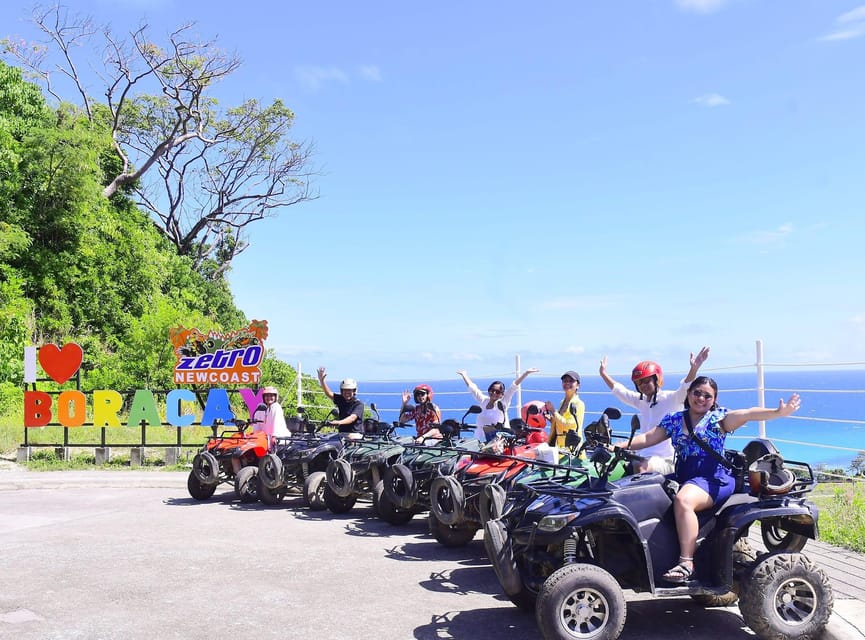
[537,513,579,532]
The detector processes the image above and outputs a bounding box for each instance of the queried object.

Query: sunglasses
[414,390,428,397]
[691,390,714,400]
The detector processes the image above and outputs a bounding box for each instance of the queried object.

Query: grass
[810,481,865,553]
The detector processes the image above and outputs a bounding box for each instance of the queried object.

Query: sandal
[663,557,693,583]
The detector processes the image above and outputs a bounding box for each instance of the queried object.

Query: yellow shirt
[548,394,585,449]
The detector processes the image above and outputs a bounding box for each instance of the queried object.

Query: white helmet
[262,386,279,400]
[340,378,358,391]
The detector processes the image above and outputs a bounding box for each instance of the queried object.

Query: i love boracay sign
[23,320,269,428]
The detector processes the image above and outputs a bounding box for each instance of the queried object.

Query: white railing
[291,341,865,476]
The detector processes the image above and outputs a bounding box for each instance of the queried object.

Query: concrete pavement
[1,468,863,640]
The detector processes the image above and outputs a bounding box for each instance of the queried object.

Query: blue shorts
[674,456,736,505]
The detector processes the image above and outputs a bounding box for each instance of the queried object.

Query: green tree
[850,452,865,477]
[2,6,316,277]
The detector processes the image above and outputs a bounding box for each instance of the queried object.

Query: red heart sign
[38,343,84,384]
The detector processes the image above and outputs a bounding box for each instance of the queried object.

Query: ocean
[353,369,864,472]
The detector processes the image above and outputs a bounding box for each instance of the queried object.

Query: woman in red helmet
[399,384,443,443]
[598,346,710,473]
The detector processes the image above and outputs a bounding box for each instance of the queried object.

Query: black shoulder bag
[682,411,745,492]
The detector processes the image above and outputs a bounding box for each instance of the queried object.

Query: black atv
[374,405,483,526]
[486,420,833,640]
[255,406,347,507]
[321,404,410,515]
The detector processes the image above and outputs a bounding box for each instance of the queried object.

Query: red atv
[187,414,270,502]
[427,425,545,547]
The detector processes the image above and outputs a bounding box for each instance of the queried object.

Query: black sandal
[663,557,693,583]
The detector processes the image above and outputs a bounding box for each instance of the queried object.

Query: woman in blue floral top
[622,376,801,583]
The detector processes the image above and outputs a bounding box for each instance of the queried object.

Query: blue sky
[3,0,865,383]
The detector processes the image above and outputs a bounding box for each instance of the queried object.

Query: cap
[561,371,581,383]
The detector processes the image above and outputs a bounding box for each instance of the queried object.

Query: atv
[485,418,833,640]
[255,406,347,507]
[374,405,484,526]
[321,404,409,515]
[186,414,269,503]
[426,406,628,548]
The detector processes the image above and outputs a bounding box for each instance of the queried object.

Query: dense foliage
[0,61,316,429]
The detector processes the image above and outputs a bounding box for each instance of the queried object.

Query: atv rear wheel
[382,463,416,509]
[536,563,626,640]
[324,483,357,514]
[373,481,415,525]
[428,511,477,547]
[690,537,757,607]
[259,453,283,490]
[187,471,217,501]
[429,475,465,526]
[235,466,259,503]
[739,552,833,640]
[303,471,328,510]
[760,518,808,552]
[192,451,219,484]
[257,476,288,505]
[326,458,354,498]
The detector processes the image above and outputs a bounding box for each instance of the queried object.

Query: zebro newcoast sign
[23,387,270,428]
[173,346,264,384]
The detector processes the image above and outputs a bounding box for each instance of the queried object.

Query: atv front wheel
[760,518,808,552]
[259,453,283,490]
[429,475,465,526]
[192,451,219,484]
[484,519,535,611]
[326,458,355,498]
[187,471,217,501]
[257,476,287,505]
[739,552,833,640]
[428,511,477,547]
[382,463,416,509]
[536,563,626,640]
[235,466,259,503]
[303,471,328,510]
[373,481,415,525]
[324,483,357,514]
[479,482,506,525]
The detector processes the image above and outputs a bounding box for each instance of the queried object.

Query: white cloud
[565,346,586,355]
[294,66,349,91]
[359,65,382,82]
[735,223,794,245]
[838,4,865,23]
[693,93,730,107]
[819,4,865,42]
[675,0,728,14]
[541,295,624,312]
[294,64,383,91]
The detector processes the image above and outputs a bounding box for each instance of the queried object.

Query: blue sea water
[354,369,864,472]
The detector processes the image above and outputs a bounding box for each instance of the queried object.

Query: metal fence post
[756,339,766,438]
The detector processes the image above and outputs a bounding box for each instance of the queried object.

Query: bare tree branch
[0,4,317,277]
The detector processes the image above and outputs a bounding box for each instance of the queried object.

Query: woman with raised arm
[620,376,800,583]
[457,367,539,442]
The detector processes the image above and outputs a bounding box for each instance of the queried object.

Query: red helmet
[631,361,663,388]
[413,384,434,401]
[521,401,547,428]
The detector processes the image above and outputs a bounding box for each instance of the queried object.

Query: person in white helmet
[317,366,364,439]
[252,386,290,440]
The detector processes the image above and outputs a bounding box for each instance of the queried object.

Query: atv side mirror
[630,415,640,436]
[467,405,482,415]
[565,429,581,449]
[296,406,306,414]
[595,414,611,444]
[603,407,622,421]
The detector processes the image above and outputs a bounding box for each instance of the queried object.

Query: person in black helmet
[317,366,364,439]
